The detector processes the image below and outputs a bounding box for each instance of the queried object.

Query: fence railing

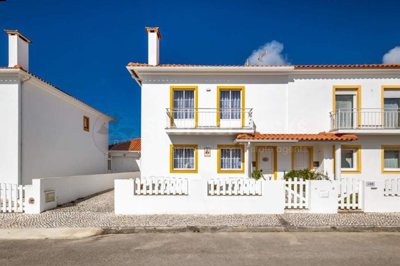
[166,108,254,129]
[207,178,262,196]
[0,183,25,213]
[285,178,310,209]
[134,177,189,195]
[384,178,400,196]
[330,108,400,130]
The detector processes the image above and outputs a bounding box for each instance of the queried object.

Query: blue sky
[1,0,399,143]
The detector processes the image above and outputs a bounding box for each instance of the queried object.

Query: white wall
[115,178,285,215]
[0,75,20,184]
[140,73,400,179]
[110,152,140,172]
[25,171,139,214]
[21,79,110,184]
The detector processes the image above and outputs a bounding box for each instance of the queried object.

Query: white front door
[258,147,275,180]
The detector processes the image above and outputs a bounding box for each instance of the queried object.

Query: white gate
[338,178,363,210]
[0,183,25,213]
[285,178,310,209]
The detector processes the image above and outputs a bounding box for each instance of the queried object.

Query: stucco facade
[127,27,400,181]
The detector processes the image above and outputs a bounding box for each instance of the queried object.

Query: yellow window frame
[341,145,362,174]
[332,86,362,128]
[216,86,245,128]
[217,144,245,174]
[170,144,198,173]
[381,145,400,174]
[169,86,198,128]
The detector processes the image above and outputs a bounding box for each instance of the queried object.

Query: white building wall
[21,79,109,184]
[110,152,140,173]
[0,75,21,184]
[140,73,400,179]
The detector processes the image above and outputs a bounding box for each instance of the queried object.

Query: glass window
[220,90,241,120]
[335,95,354,129]
[173,90,195,119]
[384,149,400,169]
[341,148,357,170]
[220,147,242,170]
[173,147,195,170]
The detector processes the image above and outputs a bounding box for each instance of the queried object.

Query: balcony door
[384,98,400,128]
[219,88,243,128]
[335,95,355,129]
[172,88,196,128]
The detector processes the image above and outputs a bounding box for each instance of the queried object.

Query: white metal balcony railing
[330,108,400,130]
[166,108,254,129]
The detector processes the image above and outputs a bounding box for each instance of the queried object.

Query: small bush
[283,169,328,181]
[251,169,264,180]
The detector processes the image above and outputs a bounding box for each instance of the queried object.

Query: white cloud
[245,40,289,65]
[382,46,400,64]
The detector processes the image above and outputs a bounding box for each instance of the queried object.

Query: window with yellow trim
[170,145,198,173]
[218,145,244,173]
[341,145,361,172]
[383,146,400,172]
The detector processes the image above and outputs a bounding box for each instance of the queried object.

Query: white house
[127,27,400,182]
[0,29,113,185]
[109,138,141,173]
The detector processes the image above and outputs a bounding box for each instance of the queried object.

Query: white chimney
[146,27,161,66]
[4,29,32,71]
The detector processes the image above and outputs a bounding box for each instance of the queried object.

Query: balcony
[165,108,255,135]
[330,108,400,133]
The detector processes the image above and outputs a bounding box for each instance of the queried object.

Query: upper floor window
[170,86,198,128]
[83,116,90,132]
[333,86,361,129]
[217,86,245,128]
[382,145,400,173]
[382,88,400,128]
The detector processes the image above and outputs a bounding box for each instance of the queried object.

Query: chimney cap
[145,27,161,39]
[4,29,32,43]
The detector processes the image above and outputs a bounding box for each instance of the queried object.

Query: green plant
[283,169,329,181]
[251,169,264,180]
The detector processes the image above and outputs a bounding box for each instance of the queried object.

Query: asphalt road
[0,232,399,266]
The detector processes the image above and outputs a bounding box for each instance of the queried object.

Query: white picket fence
[0,183,25,213]
[384,178,400,196]
[285,178,310,209]
[208,178,262,196]
[134,177,188,195]
[338,178,363,210]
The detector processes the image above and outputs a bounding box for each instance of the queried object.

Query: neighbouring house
[126,27,400,181]
[109,138,141,172]
[0,30,113,185]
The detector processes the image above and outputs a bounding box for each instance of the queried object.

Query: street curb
[0,228,104,240]
[102,226,400,234]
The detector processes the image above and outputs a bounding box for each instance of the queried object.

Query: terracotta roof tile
[127,62,400,69]
[236,132,357,142]
[109,138,141,152]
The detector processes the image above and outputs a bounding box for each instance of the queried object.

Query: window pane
[173,147,195,169]
[341,149,354,169]
[220,90,241,120]
[384,150,400,169]
[174,90,194,119]
[336,95,354,129]
[221,148,242,170]
[384,98,400,128]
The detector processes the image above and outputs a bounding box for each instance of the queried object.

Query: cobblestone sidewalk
[1,190,400,230]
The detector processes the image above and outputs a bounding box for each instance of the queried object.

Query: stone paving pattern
[1,190,400,229]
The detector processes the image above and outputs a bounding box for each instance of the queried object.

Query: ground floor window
[170,144,198,173]
[382,146,400,173]
[341,145,361,173]
[217,145,244,173]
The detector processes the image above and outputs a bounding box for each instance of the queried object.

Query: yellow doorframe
[255,146,278,180]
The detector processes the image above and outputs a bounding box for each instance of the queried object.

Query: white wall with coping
[115,178,285,215]
[308,180,338,213]
[363,180,400,213]
[25,172,139,214]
